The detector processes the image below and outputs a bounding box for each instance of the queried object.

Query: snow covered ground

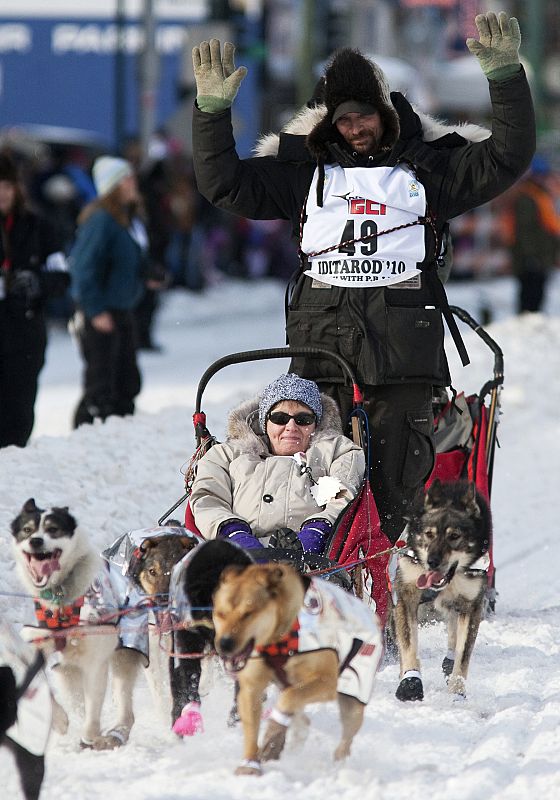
[1,273,560,799]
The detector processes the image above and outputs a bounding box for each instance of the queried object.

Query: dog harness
[253,578,382,704]
[33,596,85,652]
[34,597,85,630]
[255,618,300,687]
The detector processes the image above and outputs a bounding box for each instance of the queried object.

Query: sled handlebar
[450,306,504,382]
[194,346,362,413]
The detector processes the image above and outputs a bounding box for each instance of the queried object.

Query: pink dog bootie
[172,702,204,736]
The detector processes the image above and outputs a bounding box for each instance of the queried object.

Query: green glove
[466,11,521,81]
[192,39,247,113]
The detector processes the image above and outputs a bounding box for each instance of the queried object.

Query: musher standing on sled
[191,12,535,544]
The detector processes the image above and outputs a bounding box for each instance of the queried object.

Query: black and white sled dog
[11,499,142,749]
[393,479,491,701]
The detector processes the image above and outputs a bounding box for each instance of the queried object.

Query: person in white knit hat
[69,156,148,427]
[91,156,133,197]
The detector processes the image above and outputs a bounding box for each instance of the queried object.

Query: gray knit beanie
[258,373,322,434]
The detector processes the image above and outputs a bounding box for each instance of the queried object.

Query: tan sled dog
[212,562,382,776]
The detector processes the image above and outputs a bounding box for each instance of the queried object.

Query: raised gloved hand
[192,39,248,113]
[466,11,521,81]
[218,519,264,550]
[298,519,332,555]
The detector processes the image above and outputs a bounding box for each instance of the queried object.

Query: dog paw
[259,719,288,762]
[448,675,466,698]
[19,626,55,655]
[172,702,204,736]
[333,742,351,761]
[89,725,130,750]
[442,656,455,677]
[395,676,424,702]
[235,760,262,776]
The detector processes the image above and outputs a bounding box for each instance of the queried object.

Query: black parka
[192,69,535,387]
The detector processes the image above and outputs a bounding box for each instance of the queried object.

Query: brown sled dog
[393,478,491,701]
[212,561,382,776]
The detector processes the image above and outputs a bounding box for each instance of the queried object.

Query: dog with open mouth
[10,498,143,750]
[212,561,383,776]
[392,478,491,701]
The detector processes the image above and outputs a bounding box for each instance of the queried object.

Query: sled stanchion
[158,493,188,526]
[195,346,359,414]
[449,305,504,384]
[450,305,504,498]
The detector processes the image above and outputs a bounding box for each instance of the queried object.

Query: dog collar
[38,585,66,604]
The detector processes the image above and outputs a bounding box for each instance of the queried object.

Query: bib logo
[408,181,419,198]
[348,197,387,215]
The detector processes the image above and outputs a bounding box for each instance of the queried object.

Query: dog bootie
[172,702,204,736]
[396,670,424,702]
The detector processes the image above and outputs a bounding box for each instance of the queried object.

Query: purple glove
[298,519,332,554]
[218,519,264,550]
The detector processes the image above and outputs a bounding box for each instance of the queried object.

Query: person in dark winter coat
[509,156,560,313]
[0,154,70,448]
[69,156,146,428]
[191,12,535,542]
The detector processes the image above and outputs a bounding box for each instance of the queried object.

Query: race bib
[301,164,427,288]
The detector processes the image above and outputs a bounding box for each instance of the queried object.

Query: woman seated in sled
[189,373,365,555]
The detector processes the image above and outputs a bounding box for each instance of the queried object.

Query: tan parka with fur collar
[189,394,365,541]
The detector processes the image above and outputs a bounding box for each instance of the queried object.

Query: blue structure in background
[0,3,260,157]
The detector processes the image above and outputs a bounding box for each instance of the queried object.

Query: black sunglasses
[267,411,316,426]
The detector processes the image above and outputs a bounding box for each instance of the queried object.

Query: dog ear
[218,564,247,585]
[461,482,481,518]
[424,479,444,509]
[140,537,158,552]
[264,565,285,597]
[179,535,198,552]
[23,498,40,513]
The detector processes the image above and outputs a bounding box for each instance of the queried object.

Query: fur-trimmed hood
[225,393,345,458]
[254,97,490,161]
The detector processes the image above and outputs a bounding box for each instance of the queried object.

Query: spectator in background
[69,156,147,428]
[123,134,171,351]
[508,155,560,313]
[0,154,70,447]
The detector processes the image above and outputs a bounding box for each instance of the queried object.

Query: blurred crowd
[4,129,299,330]
[451,155,560,292]
[0,127,558,449]
[3,129,559,322]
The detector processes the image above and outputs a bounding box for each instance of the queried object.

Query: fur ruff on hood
[253,100,490,159]
[225,393,345,457]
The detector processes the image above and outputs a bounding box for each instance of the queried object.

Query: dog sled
[159,304,503,622]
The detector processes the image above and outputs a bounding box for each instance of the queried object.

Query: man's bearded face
[335,111,385,155]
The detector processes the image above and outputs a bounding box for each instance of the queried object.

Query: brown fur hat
[307,48,400,160]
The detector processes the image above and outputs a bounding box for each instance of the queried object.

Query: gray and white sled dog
[10,499,143,749]
[392,478,491,701]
